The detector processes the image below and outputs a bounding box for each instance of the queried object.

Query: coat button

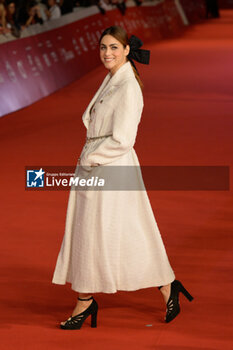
[100,99,103,103]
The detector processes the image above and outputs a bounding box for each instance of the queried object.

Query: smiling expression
[99,34,130,76]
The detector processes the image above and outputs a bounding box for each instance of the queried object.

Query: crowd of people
[0,0,220,40]
[0,0,143,38]
[205,0,220,18]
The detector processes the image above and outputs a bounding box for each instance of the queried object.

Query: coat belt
[86,134,113,144]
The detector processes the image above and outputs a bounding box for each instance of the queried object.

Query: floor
[0,9,232,350]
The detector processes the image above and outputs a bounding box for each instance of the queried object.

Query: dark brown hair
[99,25,144,91]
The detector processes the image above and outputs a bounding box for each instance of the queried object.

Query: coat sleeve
[80,79,143,169]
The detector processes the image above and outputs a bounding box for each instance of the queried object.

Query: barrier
[0,0,197,118]
[179,0,206,23]
[219,0,233,8]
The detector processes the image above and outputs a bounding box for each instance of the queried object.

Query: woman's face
[8,2,15,15]
[100,34,129,76]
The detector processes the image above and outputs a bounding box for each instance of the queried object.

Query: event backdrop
[0,0,203,118]
[219,0,233,8]
[179,0,206,23]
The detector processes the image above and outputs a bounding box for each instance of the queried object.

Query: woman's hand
[78,157,95,172]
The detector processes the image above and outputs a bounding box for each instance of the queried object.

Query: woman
[5,1,21,37]
[52,25,194,330]
[0,0,7,34]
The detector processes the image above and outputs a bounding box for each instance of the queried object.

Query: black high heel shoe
[158,279,194,323]
[60,296,98,330]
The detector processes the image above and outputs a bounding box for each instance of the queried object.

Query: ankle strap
[78,296,93,301]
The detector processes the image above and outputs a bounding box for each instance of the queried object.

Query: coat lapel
[97,61,134,99]
[82,61,134,129]
[82,73,111,128]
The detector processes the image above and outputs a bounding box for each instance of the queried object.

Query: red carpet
[0,10,232,350]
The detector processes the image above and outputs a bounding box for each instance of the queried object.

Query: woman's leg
[60,292,94,326]
[78,293,93,299]
[71,293,93,316]
[159,283,171,304]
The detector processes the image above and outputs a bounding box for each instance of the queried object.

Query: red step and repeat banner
[219,0,233,7]
[179,0,206,23]
[0,2,185,117]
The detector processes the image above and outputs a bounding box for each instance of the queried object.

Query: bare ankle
[78,293,93,300]
[160,284,170,292]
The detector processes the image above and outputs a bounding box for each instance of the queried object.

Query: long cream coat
[52,61,175,293]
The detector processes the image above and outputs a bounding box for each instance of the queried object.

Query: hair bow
[127,35,150,75]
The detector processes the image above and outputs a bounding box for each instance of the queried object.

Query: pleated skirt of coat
[51,147,176,293]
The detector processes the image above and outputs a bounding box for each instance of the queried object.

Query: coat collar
[82,61,134,129]
[96,61,135,101]
[106,60,134,86]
